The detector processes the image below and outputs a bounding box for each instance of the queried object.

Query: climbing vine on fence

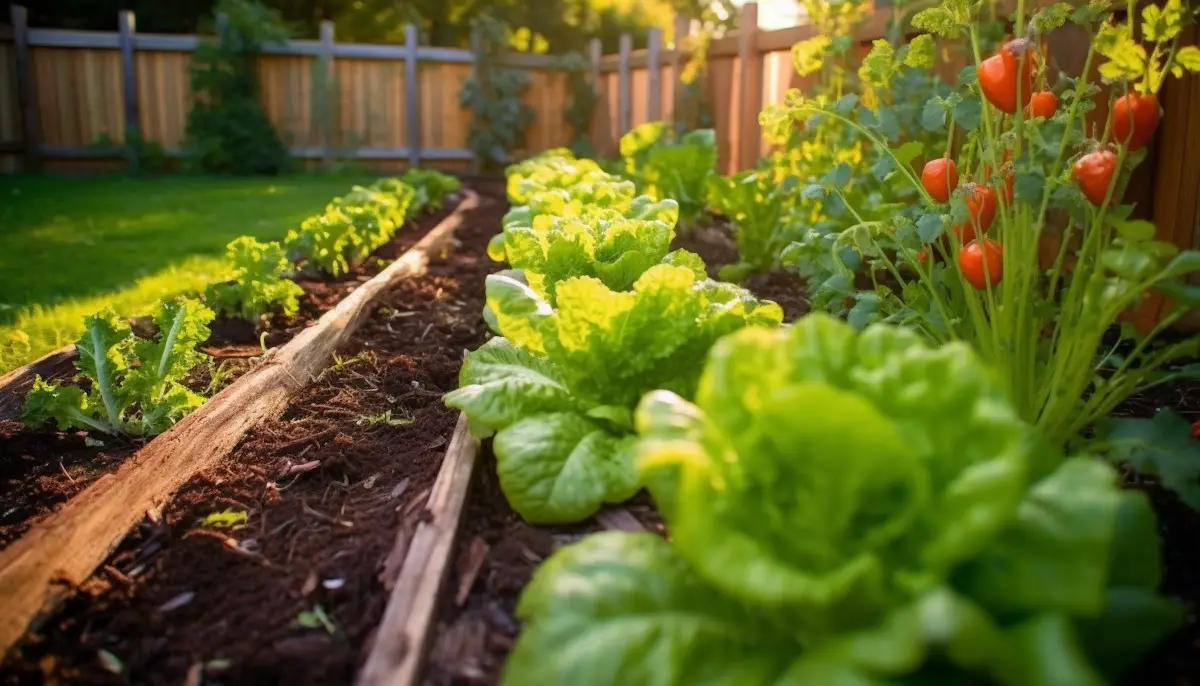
[460,16,535,170]
[185,0,290,175]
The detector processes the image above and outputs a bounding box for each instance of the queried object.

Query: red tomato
[921,158,959,203]
[978,40,1036,115]
[1026,91,1059,118]
[1112,92,1160,152]
[959,238,1004,289]
[1193,419,1200,441]
[1072,149,1118,206]
[953,185,998,243]
[917,248,929,263]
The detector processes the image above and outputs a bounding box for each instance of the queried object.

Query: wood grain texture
[357,413,479,686]
[0,191,480,660]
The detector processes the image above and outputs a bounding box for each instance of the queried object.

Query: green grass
[0,173,371,373]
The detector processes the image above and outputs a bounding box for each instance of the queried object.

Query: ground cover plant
[0,174,372,374]
[769,0,1200,502]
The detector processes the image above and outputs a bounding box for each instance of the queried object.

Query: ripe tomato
[1025,91,1058,118]
[921,158,958,203]
[953,185,997,242]
[917,248,929,263]
[978,40,1036,115]
[1072,149,1118,206]
[959,238,1003,289]
[1193,419,1200,441]
[1112,92,1160,152]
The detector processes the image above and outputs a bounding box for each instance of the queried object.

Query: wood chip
[595,507,648,532]
[378,521,417,591]
[274,428,335,454]
[389,477,410,500]
[183,663,203,686]
[157,591,195,613]
[455,537,489,607]
[301,570,319,597]
[282,459,322,477]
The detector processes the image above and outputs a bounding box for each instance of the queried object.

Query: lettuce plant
[706,170,804,282]
[206,236,304,323]
[493,197,685,305]
[503,315,1179,685]
[24,297,215,436]
[397,168,461,213]
[444,263,782,524]
[619,124,717,228]
[286,185,407,277]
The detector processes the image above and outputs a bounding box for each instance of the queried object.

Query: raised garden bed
[0,201,460,550]
[0,188,479,674]
[3,180,1198,686]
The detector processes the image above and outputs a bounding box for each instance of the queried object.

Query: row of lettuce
[22,170,460,438]
[443,1,1200,683]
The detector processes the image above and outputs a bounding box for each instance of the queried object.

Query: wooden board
[0,344,75,422]
[0,191,480,659]
[357,413,480,686]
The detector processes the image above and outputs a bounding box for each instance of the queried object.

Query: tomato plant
[775,0,1200,501]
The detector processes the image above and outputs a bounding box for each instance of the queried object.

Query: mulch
[0,203,457,550]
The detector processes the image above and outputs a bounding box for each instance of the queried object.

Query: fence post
[10,5,40,172]
[469,27,482,174]
[588,38,601,89]
[117,10,140,170]
[404,24,420,169]
[672,14,690,127]
[647,28,662,122]
[617,33,632,136]
[319,20,336,170]
[737,2,761,171]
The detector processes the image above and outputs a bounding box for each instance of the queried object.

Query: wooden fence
[1,3,1197,328]
[0,5,582,174]
[590,1,1200,332]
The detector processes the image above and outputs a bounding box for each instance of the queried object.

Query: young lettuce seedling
[23,297,214,436]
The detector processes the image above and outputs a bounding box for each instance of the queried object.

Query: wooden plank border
[0,191,481,659]
[357,413,480,686]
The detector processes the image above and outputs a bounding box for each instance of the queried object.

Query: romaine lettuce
[502,315,1179,684]
[445,264,782,524]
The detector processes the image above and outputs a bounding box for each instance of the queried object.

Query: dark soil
[672,220,809,322]
[0,185,503,685]
[1116,376,1200,686]
[0,203,460,551]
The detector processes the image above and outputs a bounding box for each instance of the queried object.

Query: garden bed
[671,221,810,322]
[0,184,494,683]
[0,202,459,550]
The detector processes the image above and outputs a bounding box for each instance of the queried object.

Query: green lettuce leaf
[447,265,781,524]
[500,314,1177,685]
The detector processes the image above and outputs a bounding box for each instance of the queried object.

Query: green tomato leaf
[1095,409,1200,509]
[1014,171,1046,205]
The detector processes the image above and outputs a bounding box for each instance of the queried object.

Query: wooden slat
[10,4,38,170]
[0,345,75,422]
[647,29,662,122]
[0,192,481,659]
[617,34,631,136]
[357,413,479,686]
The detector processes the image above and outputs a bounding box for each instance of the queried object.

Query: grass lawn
[0,174,371,374]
